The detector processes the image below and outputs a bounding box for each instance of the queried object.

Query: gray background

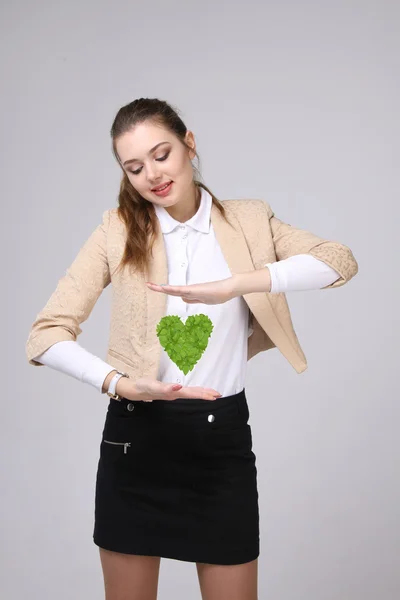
[2,0,399,598]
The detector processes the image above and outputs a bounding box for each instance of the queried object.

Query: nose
[146,163,162,185]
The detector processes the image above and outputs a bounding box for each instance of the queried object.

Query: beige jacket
[26,199,358,377]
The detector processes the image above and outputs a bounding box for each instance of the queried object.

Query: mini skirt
[93,387,259,565]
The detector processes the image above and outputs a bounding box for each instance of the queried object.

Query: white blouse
[34,188,340,396]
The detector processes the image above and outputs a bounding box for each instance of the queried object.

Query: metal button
[127,403,135,411]
[208,414,215,423]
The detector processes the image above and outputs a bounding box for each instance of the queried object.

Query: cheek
[128,173,145,189]
[126,175,137,188]
[171,154,193,179]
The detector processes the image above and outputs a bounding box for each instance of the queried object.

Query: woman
[26,98,358,600]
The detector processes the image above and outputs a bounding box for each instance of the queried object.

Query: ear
[185,130,196,160]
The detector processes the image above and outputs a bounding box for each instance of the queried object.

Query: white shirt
[34,188,340,395]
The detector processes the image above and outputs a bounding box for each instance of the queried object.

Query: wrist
[116,377,146,401]
[102,371,147,402]
[116,375,141,400]
[232,268,272,295]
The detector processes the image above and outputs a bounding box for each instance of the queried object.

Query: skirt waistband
[107,388,248,424]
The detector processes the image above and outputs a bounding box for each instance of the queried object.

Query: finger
[161,383,181,394]
[170,289,196,298]
[160,285,197,297]
[200,391,220,400]
[147,283,185,293]
[182,297,202,304]
[160,289,187,297]
[205,389,222,396]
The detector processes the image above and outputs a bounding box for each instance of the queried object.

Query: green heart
[156,314,214,375]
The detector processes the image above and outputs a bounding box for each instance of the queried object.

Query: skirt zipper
[103,440,131,454]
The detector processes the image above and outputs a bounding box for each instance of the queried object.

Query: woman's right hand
[118,377,222,402]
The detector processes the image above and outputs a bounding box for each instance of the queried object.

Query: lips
[151,181,172,191]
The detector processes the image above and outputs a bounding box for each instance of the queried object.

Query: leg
[99,547,161,600]
[196,558,258,600]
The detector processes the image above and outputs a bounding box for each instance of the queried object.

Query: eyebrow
[122,141,171,166]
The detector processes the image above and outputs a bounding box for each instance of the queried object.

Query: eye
[156,152,170,162]
[129,152,170,176]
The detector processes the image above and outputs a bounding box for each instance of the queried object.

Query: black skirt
[93,388,259,565]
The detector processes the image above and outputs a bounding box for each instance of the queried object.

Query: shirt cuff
[33,340,117,394]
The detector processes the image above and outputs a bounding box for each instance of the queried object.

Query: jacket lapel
[144,222,169,351]
[210,203,284,345]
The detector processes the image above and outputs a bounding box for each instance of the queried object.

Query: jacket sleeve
[263,201,358,289]
[26,209,112,365]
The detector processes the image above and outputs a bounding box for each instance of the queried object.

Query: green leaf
[156,314,214,374]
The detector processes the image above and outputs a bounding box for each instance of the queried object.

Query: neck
[165,184,201,223]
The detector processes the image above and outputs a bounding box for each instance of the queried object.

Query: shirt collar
[153,185,212,234]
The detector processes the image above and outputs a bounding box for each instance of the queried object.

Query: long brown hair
[110,98,232,277]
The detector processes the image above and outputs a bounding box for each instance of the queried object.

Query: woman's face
[115,121,196,208]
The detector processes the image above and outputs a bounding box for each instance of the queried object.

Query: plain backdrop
[2,1,399,599]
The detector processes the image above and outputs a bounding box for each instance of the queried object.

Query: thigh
[196,559,258,600]
[99,547,161,600]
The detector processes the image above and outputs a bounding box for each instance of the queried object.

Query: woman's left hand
[145,277,236,305]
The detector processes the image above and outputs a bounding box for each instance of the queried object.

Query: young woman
[26,98,358,600]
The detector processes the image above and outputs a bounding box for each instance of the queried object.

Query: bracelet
[107,371,154,403]
[106,371,128,400]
